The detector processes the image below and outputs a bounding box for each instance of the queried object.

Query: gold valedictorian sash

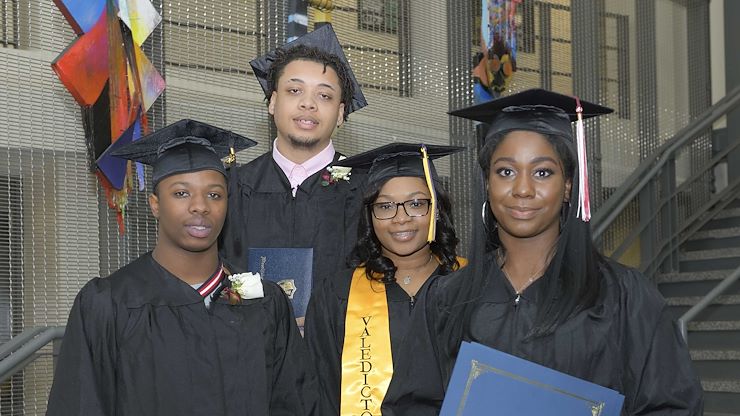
[456,256,468,270]
[341,268,393,416]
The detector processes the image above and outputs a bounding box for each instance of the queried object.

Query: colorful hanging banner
[52,0,165,233]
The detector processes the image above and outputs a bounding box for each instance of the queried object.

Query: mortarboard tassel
[420,145,437,242]
[574,97,590,222]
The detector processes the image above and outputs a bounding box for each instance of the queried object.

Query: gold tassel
[420,145,437,242]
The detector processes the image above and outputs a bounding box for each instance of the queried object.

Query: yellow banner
[340,268,394,416]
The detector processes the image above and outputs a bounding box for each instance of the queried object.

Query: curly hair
[348,178,461,284]
[267,44,355,121]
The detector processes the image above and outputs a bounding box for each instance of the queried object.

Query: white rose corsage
[223,272,263,304]
[321,157,352,186]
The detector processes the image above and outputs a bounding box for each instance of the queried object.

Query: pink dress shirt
[272,140,336,196]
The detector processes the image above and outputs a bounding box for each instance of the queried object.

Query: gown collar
[484,261,547,306]
[246,152,360,195]
[118,253,229,307]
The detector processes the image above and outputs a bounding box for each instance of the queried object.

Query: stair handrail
[592,83,740,240]
[0,327,47,360]
[642,176,740,278]
[0,326,65,383]
[607,160,740,264]
[678,266,740,341]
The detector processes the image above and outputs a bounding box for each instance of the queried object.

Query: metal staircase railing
[677,266,740,340]
[593,83,740,245]
[0,326,64,384]
[592,83,740,341]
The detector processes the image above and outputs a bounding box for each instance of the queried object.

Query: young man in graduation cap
[220,25,368,295]
[47,119,317,416]
[383,89,703,415]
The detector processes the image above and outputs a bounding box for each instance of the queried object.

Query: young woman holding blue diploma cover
[383,89,703,416]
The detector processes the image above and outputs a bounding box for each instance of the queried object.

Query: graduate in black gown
[220,25,368,290]
[304,143,466,416]
[47,120,316,416]
[383,89,703,415]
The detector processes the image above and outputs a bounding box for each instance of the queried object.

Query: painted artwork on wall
[51,0,165,233]
[474,0,520,103]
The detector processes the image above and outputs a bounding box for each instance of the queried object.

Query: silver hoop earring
[481,201,489,226]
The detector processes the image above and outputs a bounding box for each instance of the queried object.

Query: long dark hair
[477,131,606,337]
[348,177,460,284]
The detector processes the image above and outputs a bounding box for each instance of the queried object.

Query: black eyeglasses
[370,198,432,220]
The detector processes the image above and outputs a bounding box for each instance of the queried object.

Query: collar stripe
[197,265,225,298]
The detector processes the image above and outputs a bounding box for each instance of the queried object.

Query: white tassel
[575,98,590,222]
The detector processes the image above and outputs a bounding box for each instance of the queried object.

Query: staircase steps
[678,247,740,273]
[685,226,740,251]
[698,210,740,231]
[655,199,740,415]
[684,321,740,351]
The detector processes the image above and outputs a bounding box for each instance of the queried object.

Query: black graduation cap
[450,88,613,223]
[249,24,368,115]
[449,88,613,140]
[338,143,464,184]
[337,143,464,242]
[111,119,257,190]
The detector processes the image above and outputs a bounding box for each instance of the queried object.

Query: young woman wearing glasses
[304,143,466,416]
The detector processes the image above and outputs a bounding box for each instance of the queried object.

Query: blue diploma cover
[247,248,313,318]
[440,342,625,416]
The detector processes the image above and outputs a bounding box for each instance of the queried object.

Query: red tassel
[574,98,590,222]
[96,166,132,235]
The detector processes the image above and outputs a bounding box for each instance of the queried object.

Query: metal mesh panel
[596,0,713,267]
[447,0,476,255]
[0,0,19,47]
[0,48,99,413]
[0,0,715,413]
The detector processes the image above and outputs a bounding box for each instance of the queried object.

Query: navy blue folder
[440,342,624,416]
[247,248,313,319]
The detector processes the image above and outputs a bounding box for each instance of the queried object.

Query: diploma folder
[440,341,624,416]
[247,248,313,318]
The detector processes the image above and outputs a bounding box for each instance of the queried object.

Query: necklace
[506,271,537,305]
[401,254,434,285]
[495,248,554,305]
[497,251,545,305]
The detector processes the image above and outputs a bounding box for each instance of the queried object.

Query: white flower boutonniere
[330,166,352,180]
[224,272,263,304]
[321,166,352,186]
[321,156,352,187]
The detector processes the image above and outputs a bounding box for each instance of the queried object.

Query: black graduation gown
[383,260,704,416]
[220,152,365,285]
[304,267,438,416]
[46,253,316,416]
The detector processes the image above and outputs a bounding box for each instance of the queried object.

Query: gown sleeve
[626,305,704,415]
[304,277,343,416]
[46,278,117,416]
[608,265,703,415]
[265,282,319,416]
